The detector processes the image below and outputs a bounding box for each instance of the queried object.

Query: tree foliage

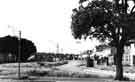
[96,44,110,52]
[0,35,37,61]
[71,0,113,40]
[71,0,135,44]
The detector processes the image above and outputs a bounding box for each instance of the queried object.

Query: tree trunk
[115,44,124,80]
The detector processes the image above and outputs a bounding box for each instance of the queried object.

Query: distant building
[95,48,111,57]
[28,52,54,62]
[79,44,135,66]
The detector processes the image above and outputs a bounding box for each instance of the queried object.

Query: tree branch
[130,5,135,14]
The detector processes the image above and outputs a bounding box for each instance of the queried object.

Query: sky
[0,0,113,53]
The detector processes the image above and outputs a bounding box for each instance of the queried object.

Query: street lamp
[18,30,21,79]
[8,25,22,79]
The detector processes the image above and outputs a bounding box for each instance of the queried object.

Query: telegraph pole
[18,30,21,79]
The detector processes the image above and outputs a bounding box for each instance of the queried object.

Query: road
[57,60,115,78]
[0,60,134,82]
[57,60,135,80]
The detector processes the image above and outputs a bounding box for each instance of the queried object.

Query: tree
[71,0,135,80]
[0,35,37,62]
[96,44,110,52]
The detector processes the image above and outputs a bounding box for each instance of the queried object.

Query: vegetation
[0,35,37,62]
[30,52,79,62]
[71,0,135,80]
[96,44,110,52]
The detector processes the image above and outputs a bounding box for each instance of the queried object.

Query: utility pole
[18,30,21,79]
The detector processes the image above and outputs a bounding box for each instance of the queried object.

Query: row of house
[106,44,135,66]
[79,43,135,66]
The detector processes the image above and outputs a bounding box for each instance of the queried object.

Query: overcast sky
[0,0,121,53]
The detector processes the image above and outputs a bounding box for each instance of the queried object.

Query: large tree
[0,35,37,62]
[71,0,135,80]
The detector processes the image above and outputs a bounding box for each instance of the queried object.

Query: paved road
[57,60,114,77]
[0,60,134,82]
[57,60,83,73]
[57,60,135,80]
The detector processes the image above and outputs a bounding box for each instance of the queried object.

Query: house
[108,43,135,66]
[95,48,111,57]
[122,43,135,66]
